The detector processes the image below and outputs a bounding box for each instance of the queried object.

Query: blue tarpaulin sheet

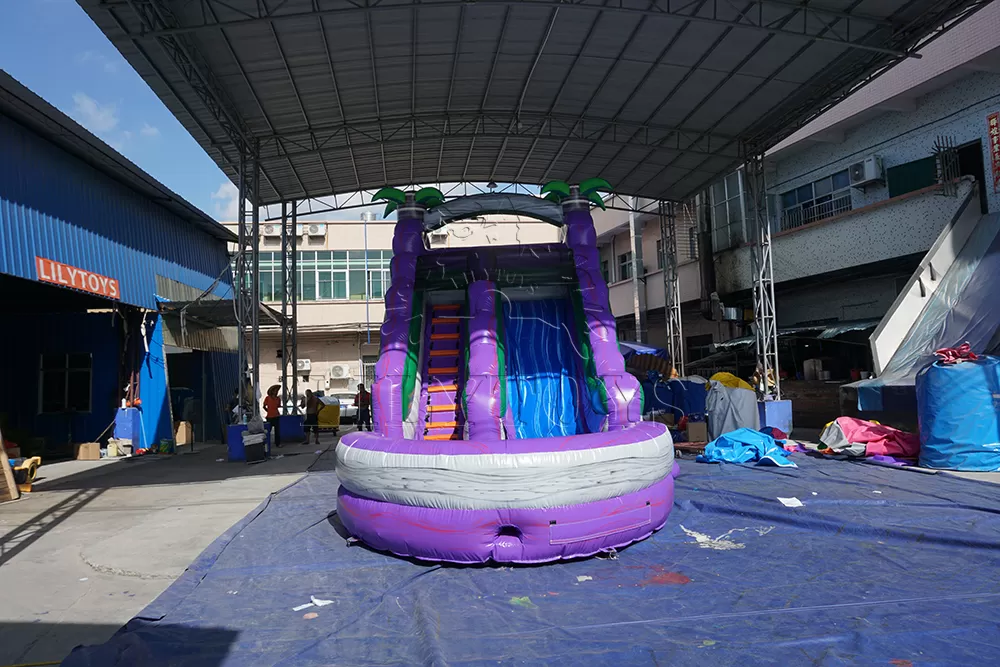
[63,454,1000,666]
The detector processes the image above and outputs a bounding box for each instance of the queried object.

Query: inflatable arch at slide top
[335,182,677,563]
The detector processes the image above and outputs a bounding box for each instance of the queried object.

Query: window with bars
[617,252,633,281]
[257,250,393,302]
[710,171,746,250]
[39,353,92,413]
[601,260,609,283]
[779,169,851,231]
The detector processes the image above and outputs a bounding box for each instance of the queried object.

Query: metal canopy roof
[81,0,986,205]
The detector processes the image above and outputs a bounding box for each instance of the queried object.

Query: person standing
[263,385,282,448]
[354,383,372,432]
[302,389,321,445]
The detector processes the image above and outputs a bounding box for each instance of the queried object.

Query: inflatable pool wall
[337,189,676,563]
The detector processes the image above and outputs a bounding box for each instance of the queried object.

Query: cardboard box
[75,442,101,461]
[686,421,708,443]
[173,421,194,446]
[649,412,675,426]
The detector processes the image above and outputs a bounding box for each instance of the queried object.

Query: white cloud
[212,181,240,221]
[71,92,118,134]
[140,123,160,138]
[76,50,119,74]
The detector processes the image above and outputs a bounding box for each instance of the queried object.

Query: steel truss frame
[742,149,780,400]
[235,144,261,418]
[118,0,914,58]
[658,200,684,377]
[279,202,299,415]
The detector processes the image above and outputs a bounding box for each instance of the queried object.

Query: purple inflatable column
[465,280,503,440]
[373,209,424,437]
[564,207,643,429]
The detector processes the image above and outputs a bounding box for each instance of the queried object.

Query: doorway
[957,140,988,213]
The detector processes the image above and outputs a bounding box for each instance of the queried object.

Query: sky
[0,0,249,220]
[0,1,540,223]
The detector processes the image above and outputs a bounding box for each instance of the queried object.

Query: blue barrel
[916,356,1000,471]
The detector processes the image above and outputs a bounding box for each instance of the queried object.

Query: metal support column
[280,201,292,413]
[290,204,299,413]
[628,196,647,343]
[659,200,684,377]
[235,140,263,422]
[743,150,781,399]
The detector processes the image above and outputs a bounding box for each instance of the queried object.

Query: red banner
[989,112,1000,193]
[35,257,120,300]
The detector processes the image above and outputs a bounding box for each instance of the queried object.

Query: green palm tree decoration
[541,180,571,204]
[372,187,406,218]
[415,187,445,208]
[541,178,612,209]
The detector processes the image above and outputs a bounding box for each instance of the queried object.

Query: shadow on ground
[0,621,240,666]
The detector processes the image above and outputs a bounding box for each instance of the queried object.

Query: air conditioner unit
[262,224,280,237]
[849,155,883,187]
[428,232,448,245]
[296,358,312,372]
[307,223,325,237]
[329,363,351,380]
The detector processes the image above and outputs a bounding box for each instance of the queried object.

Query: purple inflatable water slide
[336,187,676,563]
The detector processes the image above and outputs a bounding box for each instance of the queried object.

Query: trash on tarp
[311,595,334,607]
[777,497,804,508]
[292,602,315,612]
[576,575,592,583]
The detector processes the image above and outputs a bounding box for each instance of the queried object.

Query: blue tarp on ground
[63,454,1000,666]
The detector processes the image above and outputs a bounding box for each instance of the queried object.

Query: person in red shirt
[354,383,372,431]
[263,384,282,448]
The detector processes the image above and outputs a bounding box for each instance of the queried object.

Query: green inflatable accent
[578,177,612,196]
[540,180,571,200]
[570,287,608,416]
[494,293,508,419]
[372,187,407,219]
[415,186,445,208]
[401,290,425,420]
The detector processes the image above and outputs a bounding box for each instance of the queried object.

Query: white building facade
[224,215,559,402]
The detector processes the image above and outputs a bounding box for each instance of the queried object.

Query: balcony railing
[780,193,852,232]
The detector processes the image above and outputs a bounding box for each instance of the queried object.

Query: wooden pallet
[0,430,20,503]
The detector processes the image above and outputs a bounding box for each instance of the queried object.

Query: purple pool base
[336,463,679,564]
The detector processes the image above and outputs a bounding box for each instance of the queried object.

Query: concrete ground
[0,430,345,666]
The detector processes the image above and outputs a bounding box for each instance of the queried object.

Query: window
[887,156,937,198]
[601,260,610,283]
[618,252,633,281]
[39,353,92,413]
[711,171,746,250]
[656,239,664,270]
[779,169,851,231]
[256,250,393,302]
[686,334,714,363]
[362,355,378,387]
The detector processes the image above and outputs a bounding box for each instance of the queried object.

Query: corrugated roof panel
[78,0,988,202]
[0,114,232,310]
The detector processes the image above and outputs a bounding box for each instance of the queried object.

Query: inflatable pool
[336,182,676,563]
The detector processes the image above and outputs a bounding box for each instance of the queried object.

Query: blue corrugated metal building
[0,70,239,457]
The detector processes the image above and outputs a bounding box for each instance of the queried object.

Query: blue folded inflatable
[697,427,796,468]
[916,356,1000,471]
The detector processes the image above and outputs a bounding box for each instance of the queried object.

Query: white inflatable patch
[335,430,674,510]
